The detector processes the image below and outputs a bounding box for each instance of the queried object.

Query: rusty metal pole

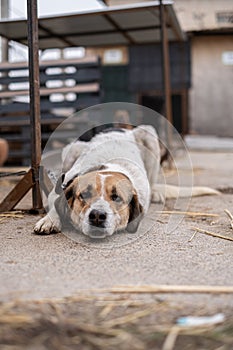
[159,0,173,168]
[27,0,43,210]
[1,0,9,105]
[0,0,9,62]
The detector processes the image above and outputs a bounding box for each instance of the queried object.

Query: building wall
[174,0,233,32]
[106,0,233,33]
[190,35,233,136]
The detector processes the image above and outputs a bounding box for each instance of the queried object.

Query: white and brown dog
[34,125,219,238]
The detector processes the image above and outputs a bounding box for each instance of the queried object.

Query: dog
[34,125,219,238]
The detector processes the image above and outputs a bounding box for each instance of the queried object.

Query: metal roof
[0,1,185,49]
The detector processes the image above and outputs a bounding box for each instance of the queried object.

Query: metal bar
[27,0,43,209]
[159,1,173,125]
[159,0,173,167]
[0,169,33,213]
[38,22,75,47]
[13,25,163,43]
[181,89,188,135]
[165,5,186,42]
[1,0,9,105]
[0,0,9,62]
[0,171,27,177]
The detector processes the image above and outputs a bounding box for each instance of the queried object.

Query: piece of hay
[191,226,233,242]
[103,306,158,328]
[0,211,24,218]
[109,285,233,294]
[224,209,233,230]
[0,211,24,223]
[156,210,219,218]
[0,313,32,325]
[188,230,197,242]
[162,326,180,350]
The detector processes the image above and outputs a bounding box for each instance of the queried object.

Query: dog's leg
[34,188,61,234]
[34,206,61,235]
[34,140,90,234]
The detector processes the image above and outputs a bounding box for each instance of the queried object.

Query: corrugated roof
[0,1,185,49]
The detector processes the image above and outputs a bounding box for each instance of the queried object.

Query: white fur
[62,129,152,212]
[72,199,117,238]
[34,125,220,236]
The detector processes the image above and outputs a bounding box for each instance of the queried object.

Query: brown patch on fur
[101,172,133,229]
[66,171,136,231]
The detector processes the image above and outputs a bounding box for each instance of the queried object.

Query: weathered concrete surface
[0,151,232,314]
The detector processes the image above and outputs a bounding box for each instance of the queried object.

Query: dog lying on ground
[34,125,219,238]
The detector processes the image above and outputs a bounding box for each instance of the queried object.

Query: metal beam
[0,0,9,62]
[27,0,43,210]
[0,169,33,212]
[159,0,173,167]
[103,13,135,45]
[159,0,173,125]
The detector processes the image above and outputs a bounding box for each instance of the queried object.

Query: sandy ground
[0,151,233,314]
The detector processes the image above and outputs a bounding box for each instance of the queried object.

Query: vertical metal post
[0,0,9,62]
[181,89,188,135]
[1,0,9,105]
[159,0,173,167]
[27,0,43,209]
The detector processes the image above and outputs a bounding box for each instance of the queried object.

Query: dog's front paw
[34,215,61,235]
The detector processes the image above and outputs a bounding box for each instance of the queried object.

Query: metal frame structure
[0,1,185,48]
[0,0,185,212]
[159,0,173,154]
[0,0,42,212]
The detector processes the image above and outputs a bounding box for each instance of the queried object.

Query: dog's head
[55,170,143,238]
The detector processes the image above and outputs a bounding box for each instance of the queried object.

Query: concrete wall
[174,0,233,32]
[190,35,233,136]
[107,0,233,31]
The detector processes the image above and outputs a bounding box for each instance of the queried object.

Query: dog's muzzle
[87,209,109,238]
[89,209,107,228]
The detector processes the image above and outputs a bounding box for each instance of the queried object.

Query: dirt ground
[0,151,233,349]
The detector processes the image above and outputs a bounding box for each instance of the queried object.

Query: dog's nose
[89,209,107,227]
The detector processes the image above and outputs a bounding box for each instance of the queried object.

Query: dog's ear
[55,173,65,194]
[54,180,74,223]
[126,192,143,233]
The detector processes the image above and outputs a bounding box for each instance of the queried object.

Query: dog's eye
[111,193,122,203]
[79,191,91,201]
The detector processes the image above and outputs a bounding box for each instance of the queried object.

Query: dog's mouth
[87,228,108,239]
[69,216,115,239]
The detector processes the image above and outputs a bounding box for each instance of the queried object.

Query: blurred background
[0,0,232,166]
